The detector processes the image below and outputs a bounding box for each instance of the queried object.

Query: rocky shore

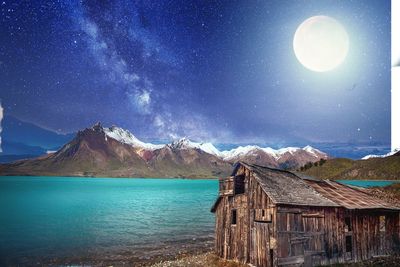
[150,252,248,267]
[149,253,400,267]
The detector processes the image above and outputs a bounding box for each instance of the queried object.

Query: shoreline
[150,253,400,267]
[0,174,220,180]
[3,175,400,181]
[3,239,215,267]
[150,252,247,267]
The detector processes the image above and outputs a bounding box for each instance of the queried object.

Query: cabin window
[234,175,245,194]
[380,216,386,232]
[231,209,237,225]
[254,209,272,223]
[345,217,352,232]
[346,235,352,252]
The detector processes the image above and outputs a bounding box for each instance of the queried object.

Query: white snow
[169,137,222,156]
[220,145,325,161]
[361,149,399,160]
[276,147,301,155]
[220,146,265,160]
[100,125,326,160]
[303,145,324,158]
[104,126,163,150]
[197,142,222,156]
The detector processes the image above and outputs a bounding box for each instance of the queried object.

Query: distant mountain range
[361,149,400,160]
[0,116,74,161]
[301,151,400,180]
[0,123,327,178]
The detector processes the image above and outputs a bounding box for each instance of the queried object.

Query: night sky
[0,0,391,145]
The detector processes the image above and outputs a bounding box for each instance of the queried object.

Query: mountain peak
[77,123,105,137]
[302,145,324,157]
[103,126,163,150]
[170,137,191,149]
[169,137,221,156]
[221,145,327,164]
[92,122,103,132]
[362,148,400,160]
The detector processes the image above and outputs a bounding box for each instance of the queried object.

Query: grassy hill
[301,153,400,180]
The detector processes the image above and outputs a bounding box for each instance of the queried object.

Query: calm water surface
[0,176,218,265]
[337,180,400,188]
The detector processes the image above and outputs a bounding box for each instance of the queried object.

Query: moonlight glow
[293,16,349,72]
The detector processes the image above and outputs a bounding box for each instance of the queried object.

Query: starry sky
[0,0,391,145]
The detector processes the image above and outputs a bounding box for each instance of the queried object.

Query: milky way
[0,0,391,145]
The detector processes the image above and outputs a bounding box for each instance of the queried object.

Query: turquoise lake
[0,176,218,265]
[1,177,396,265]
[337,180,400,188]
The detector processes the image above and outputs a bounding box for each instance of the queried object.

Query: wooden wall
[214,192,249,261]
[247,169,277,267]
[275,205,342,266]
[214,167,400,267]
[273,205,400,266]
[346,210,400,262]
[214,166,277,266]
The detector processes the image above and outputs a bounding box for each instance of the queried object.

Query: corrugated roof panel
[211,163,399,212]
[305,179,399,210]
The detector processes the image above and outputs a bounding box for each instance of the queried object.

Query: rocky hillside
[0,123,231,178]
[221,145,327,169]
[0,123,328,178]
[301,151,400,180]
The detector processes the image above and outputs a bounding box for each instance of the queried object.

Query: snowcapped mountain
[104,126,163,150]
[303,145,325,158]
[99,124,327,167]
[103,127,221,156]
[168,137,222,156]
[221,145,326,162]
[361,149,399,160]
[221,145,256,159]
[0,123,330,177]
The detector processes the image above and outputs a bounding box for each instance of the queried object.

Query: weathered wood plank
[277,255,304,265]
[213,164,400,267]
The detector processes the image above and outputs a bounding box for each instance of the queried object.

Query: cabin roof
[211,162,399,212]
[304,179,400,210]
[241,163,340,207]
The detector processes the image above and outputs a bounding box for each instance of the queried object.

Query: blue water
[0,176,218,265]
[337,180,400,188]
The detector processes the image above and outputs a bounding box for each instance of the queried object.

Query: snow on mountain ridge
[169,137,221,156]
[220,145,326,161]
[361,149,399,160]
[97,124,325,160]
[220,145,265,160]
[303,145,324,158]
[104,126,163,150]
[276,147,301,155]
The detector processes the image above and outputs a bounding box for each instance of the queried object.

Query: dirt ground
[150,253,400,267]
[150,252,248,267]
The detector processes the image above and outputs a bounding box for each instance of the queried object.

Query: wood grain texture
[212,163,400,267]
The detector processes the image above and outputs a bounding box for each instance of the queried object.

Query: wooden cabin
[211,162,400,267]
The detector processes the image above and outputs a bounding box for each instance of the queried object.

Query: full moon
[293,16,349,72]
